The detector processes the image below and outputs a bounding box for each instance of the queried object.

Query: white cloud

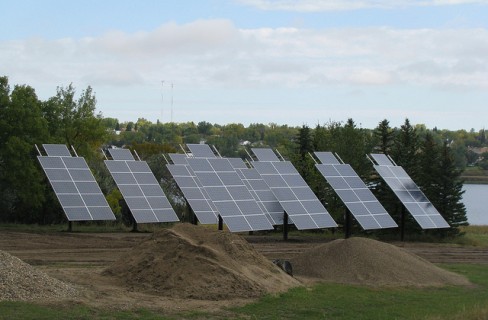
[237,0,488,12]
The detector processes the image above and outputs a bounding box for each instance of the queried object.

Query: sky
[1,0,488,130]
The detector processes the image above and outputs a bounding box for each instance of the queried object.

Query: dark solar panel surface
[38,154,115,221]
[167,163,219,224]
[105,155,179,223]
[186,144,217,158]
[228,158,284,225]
[371,154,450,229]
[186,157,274,232]
[314,152,397,230]
[252,161,337,230]
[251,148,281,162]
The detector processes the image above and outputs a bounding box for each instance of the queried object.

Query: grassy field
[1,225,488,320]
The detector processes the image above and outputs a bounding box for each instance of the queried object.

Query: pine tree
[433,141,468,236]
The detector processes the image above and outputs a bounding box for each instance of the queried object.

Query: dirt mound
[290,237,470,287]
[0,250,78,301]
[104,223,299,300]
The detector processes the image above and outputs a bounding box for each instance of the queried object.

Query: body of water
[462,184,488,225]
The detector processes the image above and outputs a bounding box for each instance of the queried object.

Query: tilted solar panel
[38,146,115,221]
[251,148,281,162]
[370,153,449,229]
[186,157,274,232]
[105,150,179,224]
[166,163,219,224]
[228,158,284,225]
[314,152,397,230]
[252,160,337,230]
[186,144,217,158]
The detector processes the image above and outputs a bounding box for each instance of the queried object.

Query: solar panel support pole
[400,206,406,242]
[283,211,289,241]
[344,208,352,239]
[218,215,223,230]
[67,221,72,232]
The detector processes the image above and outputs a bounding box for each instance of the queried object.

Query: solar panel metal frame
[314,152,397,230]
[228,157,285,225]
[37,145,115,222]
[105,150,179,224]
[370,153,450,229]
[166,162,219,224]
[251,153,337,230]
[185,157,274,232]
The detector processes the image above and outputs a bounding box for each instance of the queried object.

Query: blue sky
[1,0,488,130]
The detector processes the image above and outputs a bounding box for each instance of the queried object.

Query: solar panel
[186,157,274,232]
[251,148,281,162]
[169,153,190,165]
[166,163,219,224]
[107,148,135,161]
[370,153,450,229]
[105,150,179,224]
[314,151,341,165]
[186,144,217,158]
[370,153,394,166]
[42,144,72,157]
[314,152,397,230]
[37,147,116,222]
[252,159,337,230]
[228,158,285,225]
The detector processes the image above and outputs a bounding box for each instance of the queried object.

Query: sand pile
[290,237,470,287]
[104,223,299,300]
[0,250,78,301]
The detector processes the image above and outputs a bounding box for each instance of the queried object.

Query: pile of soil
[290,237,470,287]
[0,250,78,301]
[104,224,299,300]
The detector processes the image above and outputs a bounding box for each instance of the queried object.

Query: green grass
[1,264,488,320]
[230,264,488,320]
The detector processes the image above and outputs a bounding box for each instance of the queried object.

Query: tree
[42,84,108,159]
[0,77,49,223]
[373,119,394,154]
[433,141,468,236]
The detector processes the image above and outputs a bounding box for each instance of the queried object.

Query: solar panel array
[314,152,397,230]
[105,149,179,224]
[166,159,219,224]
[251,155,337,230]
[37,144,115,221]
[371,153,450,229]
[228,158,285,225]
[185,157,274,232]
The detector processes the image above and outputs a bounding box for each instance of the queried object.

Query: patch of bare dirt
[103,223,300,300]
[290,237,471,287]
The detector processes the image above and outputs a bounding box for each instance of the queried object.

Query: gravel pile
[0,250,78,301]
[290,237,470,287]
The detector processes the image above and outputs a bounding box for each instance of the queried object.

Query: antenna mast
[171,82,174,123]
[160,80,165,123]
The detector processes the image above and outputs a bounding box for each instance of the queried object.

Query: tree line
[0,77,473,237]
